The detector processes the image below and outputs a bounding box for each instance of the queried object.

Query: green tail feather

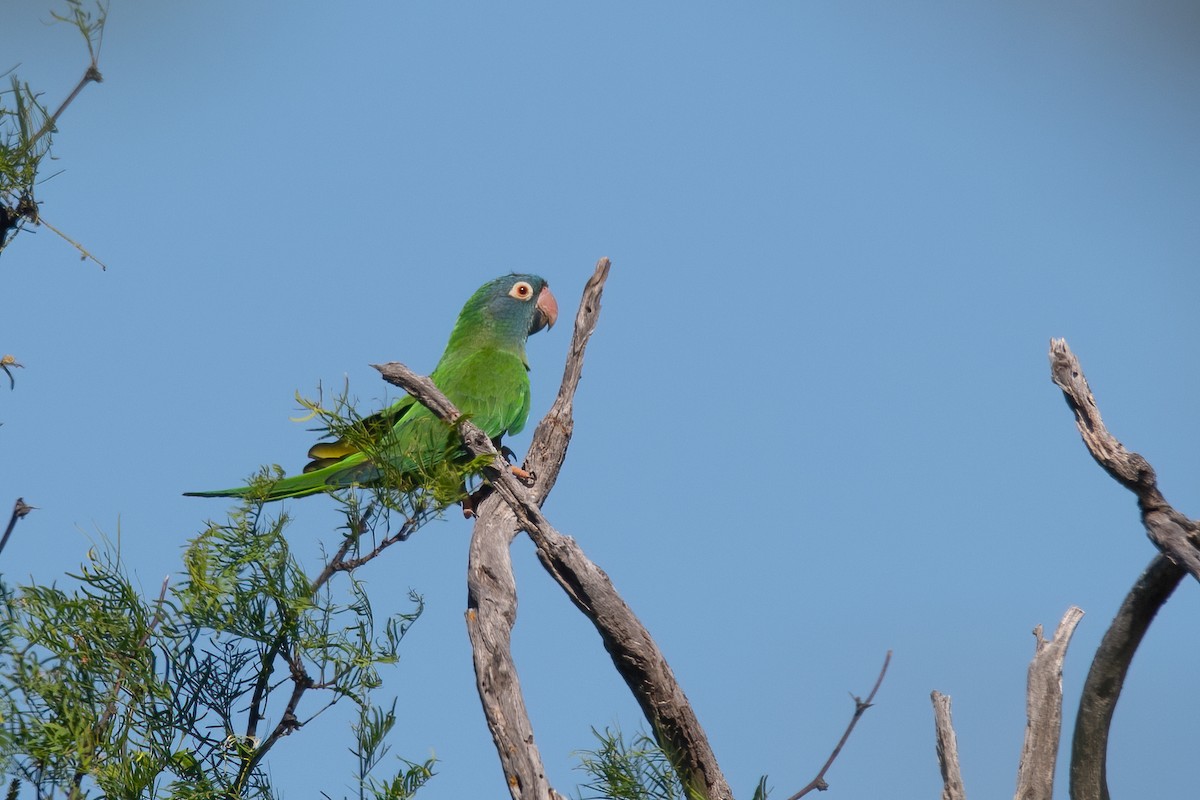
[184,453,373,501]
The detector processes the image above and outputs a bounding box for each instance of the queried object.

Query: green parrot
[186,273,558,502]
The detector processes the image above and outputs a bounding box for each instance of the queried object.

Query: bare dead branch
[26,66,103,157]
[786,651,891,800]
[32,215,109,270]
[374,256,734,800]
[1049,338,1200,580]
[458,259,609,800]
[0,498,35,558]
[1015,606,1084,800]
[517,499,733,800]
[1048,339,1200,799]
[1070,554,1184,800]
[462,501,561,800]
[931,691,967,800]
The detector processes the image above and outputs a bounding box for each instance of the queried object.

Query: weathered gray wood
[1048,339,1198,800]
[1070,555,1184,800]
[376,258,733,800]
[464,491,562,800]
[458,259,610,800]
[1048,338,1200,579]
[1015,607,1083,800]
[931,691,967,800]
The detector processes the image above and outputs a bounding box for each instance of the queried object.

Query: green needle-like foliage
[2,1,107,258]
[0,487,430,798]
[294,384,492,520]
[0,547,183,798]
[0,76,50,251]
[351,700,436,800]
[576,727,705,800]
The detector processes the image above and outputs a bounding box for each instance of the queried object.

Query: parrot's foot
[459,463,537,518]
[462,485,493,518]
[501,445,537,486]
[509,464,537,486]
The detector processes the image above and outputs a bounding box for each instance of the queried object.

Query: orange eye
[509,281,534,301]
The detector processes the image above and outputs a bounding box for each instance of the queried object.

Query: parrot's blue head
[470,273,557,337]
[447,274,559,357]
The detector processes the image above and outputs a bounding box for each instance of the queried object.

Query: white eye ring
[509,281,534,301]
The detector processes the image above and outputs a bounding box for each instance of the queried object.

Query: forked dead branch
[376,259,885,800]
[376,257,734,800]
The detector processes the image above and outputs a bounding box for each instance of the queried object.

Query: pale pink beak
[531,285,558,334]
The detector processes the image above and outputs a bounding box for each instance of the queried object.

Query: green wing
[185,349,530,501]
[304,394,420,472]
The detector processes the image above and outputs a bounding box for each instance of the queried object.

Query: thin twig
[313,512,418,579]
[233,488,422,785]
[25,66,103,155]
[95,576,172,735]
[787,651,892,800]
[1,355,22,390]
[0,498,35,557]
[34,215,108,270]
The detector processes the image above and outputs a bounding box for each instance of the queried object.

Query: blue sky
[4,2,1199,798]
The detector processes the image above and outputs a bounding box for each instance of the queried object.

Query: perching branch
[786,650,891,800]
[375,257,734,800]
[930,692,966,800]
[1049,338,1200,580]
[458,258,609,800]
[1015,606,1084,800]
